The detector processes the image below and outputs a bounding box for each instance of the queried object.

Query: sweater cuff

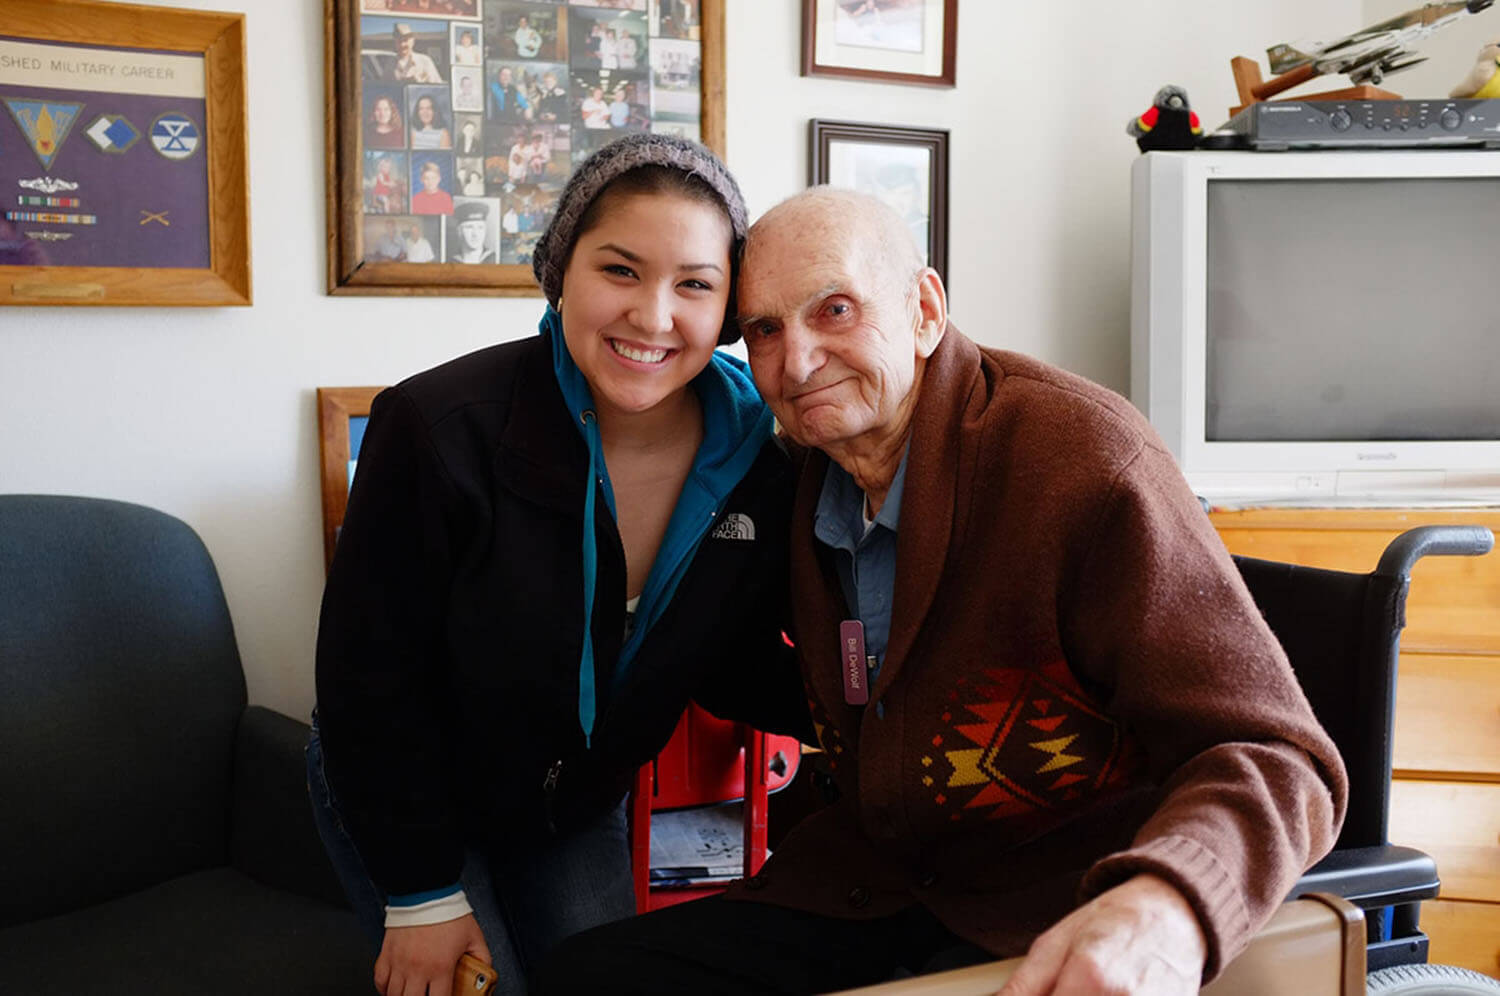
[384,885,473,929]
[1079,834,1251,982]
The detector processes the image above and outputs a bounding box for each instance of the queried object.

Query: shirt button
[848,886,870,909]
[745,873,769,890]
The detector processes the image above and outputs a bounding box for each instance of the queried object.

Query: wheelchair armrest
[1376,525,1494,578]
[1290,844,1439,909]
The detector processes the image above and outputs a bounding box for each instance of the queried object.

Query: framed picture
[810,118,948,285]
[325,0,726,297]
[0,0,250,306]
[317,385,384,573]
[801,0,956,87]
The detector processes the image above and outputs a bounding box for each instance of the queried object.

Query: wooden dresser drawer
[1389,779,1500,902]
[1211,508,1500,656]
[1420,899,1500,979]
[1394,653,1500,779]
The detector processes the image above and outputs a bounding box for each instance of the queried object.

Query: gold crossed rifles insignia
[139,210,170,226]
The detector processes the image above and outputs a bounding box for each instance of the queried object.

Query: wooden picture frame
[810,118,949,285]
[317,386,385,573]
[0,0,250,306]
[801,0,956,88]
[324,0,727,297]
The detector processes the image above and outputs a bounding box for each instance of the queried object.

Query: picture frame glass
[0,37,211,269]
[342,0,711,285]
[0,0,251,308]
[826,138,932,266]
[813,0,946,78]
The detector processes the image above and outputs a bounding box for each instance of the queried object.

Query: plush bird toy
[1127,85,1203,152]
[1450,37,1500,98]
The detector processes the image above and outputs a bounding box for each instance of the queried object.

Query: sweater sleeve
[1060,442,1348,981]
[314,386,468,897]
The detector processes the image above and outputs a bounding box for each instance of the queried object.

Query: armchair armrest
[230,705,349,909]
[828,895,1365,995]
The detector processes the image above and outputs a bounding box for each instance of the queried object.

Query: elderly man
[531,189,1345,995]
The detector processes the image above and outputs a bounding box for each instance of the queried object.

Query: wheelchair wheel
[1366,964,1500,994]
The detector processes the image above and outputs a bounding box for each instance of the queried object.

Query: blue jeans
[306,723,635,994]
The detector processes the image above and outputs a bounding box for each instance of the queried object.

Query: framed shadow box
[0,0,250,306]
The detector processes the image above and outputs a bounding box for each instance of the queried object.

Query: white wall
[1,0,1368,719]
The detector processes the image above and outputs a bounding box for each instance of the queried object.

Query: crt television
[1130,150,1500,504]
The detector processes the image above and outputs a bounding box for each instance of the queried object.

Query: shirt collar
[813,443,909,552]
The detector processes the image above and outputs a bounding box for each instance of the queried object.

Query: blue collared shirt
[812,447,908,688]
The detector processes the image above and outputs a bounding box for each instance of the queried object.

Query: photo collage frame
[352,0,707,272]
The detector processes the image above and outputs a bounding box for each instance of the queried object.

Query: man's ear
[913,267,947,359]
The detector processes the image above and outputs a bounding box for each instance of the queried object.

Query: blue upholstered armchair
[0,495,370,993]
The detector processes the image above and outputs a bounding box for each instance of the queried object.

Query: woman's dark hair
[413,95,447,131]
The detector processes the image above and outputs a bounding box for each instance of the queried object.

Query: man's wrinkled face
[738,220,921,452]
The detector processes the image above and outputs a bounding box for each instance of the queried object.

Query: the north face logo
[711,513,755,541]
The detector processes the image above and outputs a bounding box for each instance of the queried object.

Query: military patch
[149,112,200,160]
[85,114,141,154]
[3,98,84,171]
[26,231,72,242]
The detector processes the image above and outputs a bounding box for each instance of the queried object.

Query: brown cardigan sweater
[725,327,1347,980]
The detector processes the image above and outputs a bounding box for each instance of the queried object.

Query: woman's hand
[374,913,492,996]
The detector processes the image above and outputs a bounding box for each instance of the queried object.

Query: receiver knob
[1330,109,1353,131]
[1440,108,1463,130]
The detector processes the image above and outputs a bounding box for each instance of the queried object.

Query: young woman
[309,134,808,995]
[367,95,405,149]
[409,94,452,149]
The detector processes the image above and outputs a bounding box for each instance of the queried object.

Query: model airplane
[1267,0,1495,85]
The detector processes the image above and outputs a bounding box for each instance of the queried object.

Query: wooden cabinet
[1209,506,1500,979]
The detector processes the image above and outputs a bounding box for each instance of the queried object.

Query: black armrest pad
[1289,844,1440,908]
[230,705,349,909]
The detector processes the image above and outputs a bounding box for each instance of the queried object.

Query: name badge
[840,619,869,706]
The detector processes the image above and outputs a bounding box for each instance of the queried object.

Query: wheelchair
[837,525,1500,995]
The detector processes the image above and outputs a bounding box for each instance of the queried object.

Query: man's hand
[374,913,491,996]
[996,874,1206,996]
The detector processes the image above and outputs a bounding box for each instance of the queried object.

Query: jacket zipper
[542,758,563,833]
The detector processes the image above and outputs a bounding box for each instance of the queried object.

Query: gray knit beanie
[532,133,748,343]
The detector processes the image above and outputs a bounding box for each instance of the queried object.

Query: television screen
[1205,177,1500,443]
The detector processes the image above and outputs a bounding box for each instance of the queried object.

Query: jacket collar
[494,326,590,515]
